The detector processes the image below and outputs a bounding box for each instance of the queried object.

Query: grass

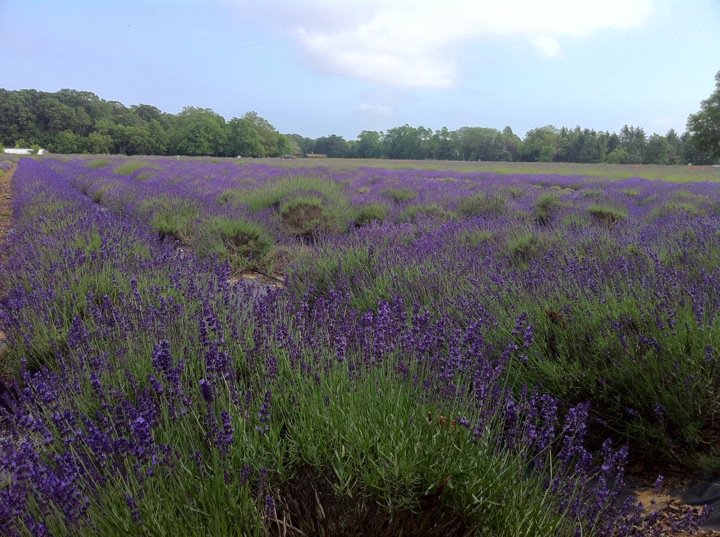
[277,368,574,536]
[353,202,389,226]
[112,160,156,175]
[219,176,354,238]
[397,203,454,223]
[219,176,347,211]
[382,187,418,203]
[196,217,274,271]
[506,230,541,264]
[242,157,720,183]
[587,203,628,228]
[113,160,157,178]
[533,193,564,226]
[457,191,507,217]
[85,158,110,169]
[143,197,201,243]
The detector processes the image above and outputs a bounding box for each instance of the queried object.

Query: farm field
[1,155,720,535]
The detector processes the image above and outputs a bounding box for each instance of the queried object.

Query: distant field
[1,154,716,535]
[226,156,720,182]
[42,152,720,182]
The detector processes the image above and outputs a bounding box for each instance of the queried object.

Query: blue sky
[1,0,718,139]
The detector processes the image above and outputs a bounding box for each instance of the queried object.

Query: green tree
[0,90,37,145]
[86,132,113,154]
[618,125,646,164]
[606,147,633,164]
[286,133,315,156]
[384,125,424,159]
[664,129,685,164]
[314,134,349,157]
[226,112,288,157]
[520,126,559,162]
[501,126,521,161]
[170,107,226,156]
[643,134,669,164]
[48,130,83,154]
[457,127,509,161]
[430,127,459,160]
[686,71,720,164]
[355,130,384,158]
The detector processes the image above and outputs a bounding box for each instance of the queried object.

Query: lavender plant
[0,157,713,536]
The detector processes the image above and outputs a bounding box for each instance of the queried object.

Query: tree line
[1,78,718,164]
[0,89,290,158]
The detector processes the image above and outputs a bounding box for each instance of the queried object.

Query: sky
[1,0,719,139]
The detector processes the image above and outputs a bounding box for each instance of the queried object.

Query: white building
[3,148,46,155]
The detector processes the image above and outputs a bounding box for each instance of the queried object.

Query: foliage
[397,203,454,223]
[382,187,418,203]
[0,87,702,164]
[457,191,507,217]
[587,203,628,227]
[686,70,720,164]
[196,217,274,271]
[533,193,563,226]
[353,202,389,226]
[112,160,154,175]
[144,197,200,243]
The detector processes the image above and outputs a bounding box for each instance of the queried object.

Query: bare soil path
[0,162,14,357]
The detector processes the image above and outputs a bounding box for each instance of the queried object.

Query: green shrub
[113,161,154,175]
[225,177,347,212]
[515,297,720,462]
[533,194,562,226]
[91,185,111,204]
[280,368,573,536]
[147,199,200,243]
[354,203,389,226]
[398,203,454,223]
[280,196,335,237]
[86,159,110,169]
[506,231,540,264]
[649,201,702,220]
[457,192,506,218]
[217,189,246,206]
[456,229,494,247]
[288,245,376,304]
[135,170,155,181]
[382,187,418,203]
[587,204,627,228]
[220,177,353,236]
[504,186,525,199]
[197,217,273,270]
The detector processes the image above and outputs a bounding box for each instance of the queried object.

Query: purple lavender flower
[256,390,272,433]
[199,378,214,404]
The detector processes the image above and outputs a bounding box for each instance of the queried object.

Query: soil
[630,469,720,535]
[227,271,285,293]
[0,162,13,358]
[0,163,12,268]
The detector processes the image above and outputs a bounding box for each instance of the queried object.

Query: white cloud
[529,36,561,59]
[359,102,394,116]
[228,0,655,88]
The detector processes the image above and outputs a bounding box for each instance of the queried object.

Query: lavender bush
[0,157,713,535]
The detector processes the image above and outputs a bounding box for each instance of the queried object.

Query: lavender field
[1,156,719,535]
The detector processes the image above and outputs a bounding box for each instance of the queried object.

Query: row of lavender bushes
[0,157,703,534]
[62,156,720,464]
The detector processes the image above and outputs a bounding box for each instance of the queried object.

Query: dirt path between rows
[0,161,14,355]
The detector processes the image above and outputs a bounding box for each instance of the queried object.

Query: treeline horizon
[0,87,715,165]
